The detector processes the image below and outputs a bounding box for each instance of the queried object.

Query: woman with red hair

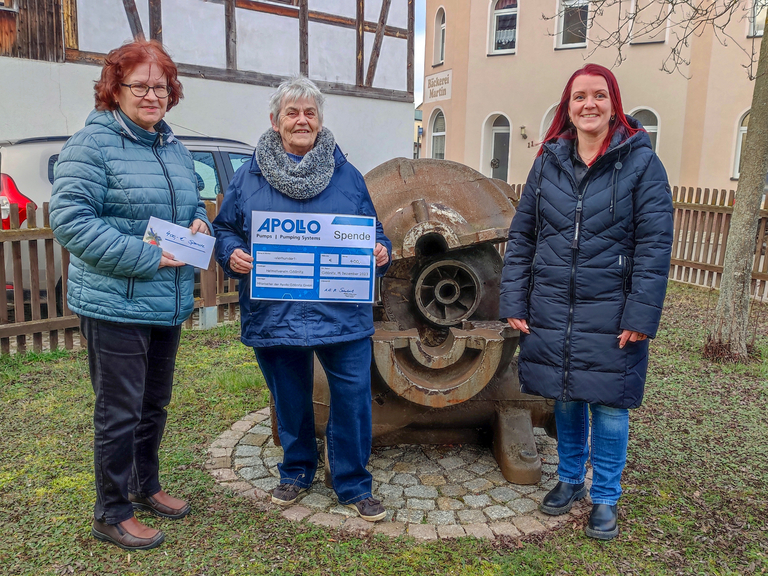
[50,40,210,550]
[500,64,673,540]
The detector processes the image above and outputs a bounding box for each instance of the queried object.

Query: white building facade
[0,0,415,174]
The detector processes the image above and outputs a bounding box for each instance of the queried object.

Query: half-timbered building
[0,0,415,172]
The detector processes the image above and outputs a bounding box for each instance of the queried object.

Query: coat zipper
[153,135,181,324]
[562,177,589,401]
[544,141,630,401]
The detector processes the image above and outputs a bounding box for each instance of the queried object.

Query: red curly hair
[94,39,183,112]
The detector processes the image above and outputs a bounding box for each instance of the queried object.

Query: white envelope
[143,216,215,269]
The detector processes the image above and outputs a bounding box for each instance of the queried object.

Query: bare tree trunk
[705,24,768,361]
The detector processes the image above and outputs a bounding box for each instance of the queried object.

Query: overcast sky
[414,0,426,107]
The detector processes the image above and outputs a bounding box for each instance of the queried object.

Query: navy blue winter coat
[213,145,391,348]
[499,121,673,409]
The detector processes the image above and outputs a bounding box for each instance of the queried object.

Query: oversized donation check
[250,210,377,303]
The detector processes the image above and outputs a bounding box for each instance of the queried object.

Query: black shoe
[585,504,619,540]
[271,483,306,505]
[539,481,587,515]
[346,497,386,522]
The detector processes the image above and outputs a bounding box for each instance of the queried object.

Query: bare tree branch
[542,0,758,77]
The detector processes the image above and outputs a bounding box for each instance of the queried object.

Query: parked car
[0,134,254,319]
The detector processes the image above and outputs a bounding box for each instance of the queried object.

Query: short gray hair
[269,76,325,124]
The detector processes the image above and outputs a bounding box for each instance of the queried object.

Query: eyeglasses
[120,83,171,98]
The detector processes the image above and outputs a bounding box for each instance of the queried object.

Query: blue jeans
[80,316,181,524]
[254,338,374,505]
[554,400,629,506]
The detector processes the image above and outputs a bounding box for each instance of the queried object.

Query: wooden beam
[53,0,65,62]
[235,0,296,18]
[668,259,768,282]
[148,0,162,42]
[365,0,391,87]
[0,228,55,242]
[65,47,103,65]
[225,0,236,70]
[234,0,407,38]
[316,10,407,40]
[356,0,364,86]
[407,0,414,94]
[65,50,414,103]
[0,315,80,339]
[313,78,411,103]
[122,0,145,40]
[299,0,308,75]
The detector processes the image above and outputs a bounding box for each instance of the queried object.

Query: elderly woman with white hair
[213,76,391,521]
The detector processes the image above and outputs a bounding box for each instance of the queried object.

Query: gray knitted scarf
[256,127,336,200]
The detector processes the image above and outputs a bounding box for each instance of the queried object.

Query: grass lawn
[0,282,766,575]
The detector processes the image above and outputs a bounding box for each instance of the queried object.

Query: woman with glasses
[50,39,210,551]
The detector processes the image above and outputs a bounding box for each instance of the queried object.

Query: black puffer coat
[499,120,673,409]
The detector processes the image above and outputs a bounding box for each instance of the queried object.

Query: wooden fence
[0,200,237,355]
[669,186,768,301]
[1,187,767,355]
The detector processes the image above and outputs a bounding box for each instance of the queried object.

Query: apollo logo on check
[256,217,321,235]
[250,211,377,303]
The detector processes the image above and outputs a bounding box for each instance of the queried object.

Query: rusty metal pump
[309,158,556,485]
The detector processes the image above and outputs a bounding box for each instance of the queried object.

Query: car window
[228,153,251,174]
[191,151,221,200]
[48,155,59,184]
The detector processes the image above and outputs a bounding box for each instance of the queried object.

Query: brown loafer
[91,519,164,551]
[129,493,191,520]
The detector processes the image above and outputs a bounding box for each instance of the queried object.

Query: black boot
[585,504,619,540]
[539,481,587,515]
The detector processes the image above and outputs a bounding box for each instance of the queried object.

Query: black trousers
[80,316,182,524]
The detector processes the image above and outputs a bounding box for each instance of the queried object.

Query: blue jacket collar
[85,108,176,147]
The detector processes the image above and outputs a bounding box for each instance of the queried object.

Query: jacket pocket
[527,268,535,301]
[126,278,135,300]
[621,255,633,296]
[527,241,540,301]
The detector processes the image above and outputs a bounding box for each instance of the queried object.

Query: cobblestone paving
[206,407,592,540]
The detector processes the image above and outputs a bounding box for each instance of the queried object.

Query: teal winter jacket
[50,109,210,325]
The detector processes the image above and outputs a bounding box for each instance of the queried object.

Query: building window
[630,0,668,44]
[750,1,767,37]
[432,111,446,160]
[0,0,15,9]
[632,109,659,152]
[434,8,446,65]
[558,0,589,48]
[491,0,518,54]
[414,109,423,159]
[735,112,750,178]
[540,104,558,140]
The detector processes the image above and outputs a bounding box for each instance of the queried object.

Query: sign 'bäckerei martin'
[250,211,377,303]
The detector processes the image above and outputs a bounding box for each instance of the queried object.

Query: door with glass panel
[491,116,510,181]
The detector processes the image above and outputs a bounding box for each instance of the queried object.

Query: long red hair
[94,39,183,112]
[538,64,640,161]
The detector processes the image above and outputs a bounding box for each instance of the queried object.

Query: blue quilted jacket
[50,109,209,325]
[499,120,673,409]
[213,145,391,348]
